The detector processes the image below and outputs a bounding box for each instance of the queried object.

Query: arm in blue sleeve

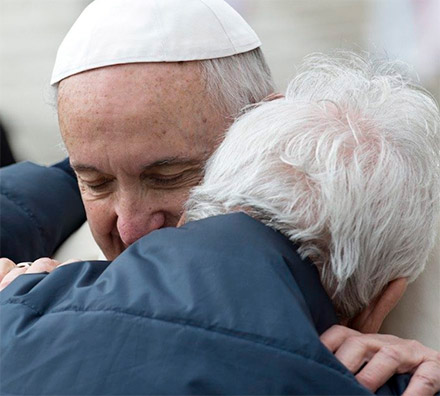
[0,158,86,261]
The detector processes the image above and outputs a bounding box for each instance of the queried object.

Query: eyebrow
[71,157,202,174]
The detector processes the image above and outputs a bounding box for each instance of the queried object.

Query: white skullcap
[50,0,261,85]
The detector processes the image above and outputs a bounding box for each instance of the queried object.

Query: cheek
[81,186,193,242]
[155,188,191,212]
[83,199,116,241]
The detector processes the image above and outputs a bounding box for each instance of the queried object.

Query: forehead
[59,61,205,101]
[58,62,225,168]
[58,62,211,128]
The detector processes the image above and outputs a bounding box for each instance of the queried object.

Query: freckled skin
[58,62,229,260]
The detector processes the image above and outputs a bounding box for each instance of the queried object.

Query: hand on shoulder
[321,324,440,396]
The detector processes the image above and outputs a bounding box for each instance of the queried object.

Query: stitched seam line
[3,300,358,384]
[198,0,237,52]
[1,190,46,240]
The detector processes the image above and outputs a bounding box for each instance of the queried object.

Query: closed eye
[142,174,184,186]
[142,170,202,189]
[83,179,113,192]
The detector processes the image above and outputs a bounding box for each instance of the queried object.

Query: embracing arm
[321,325,440,396]
[0,158,86,261]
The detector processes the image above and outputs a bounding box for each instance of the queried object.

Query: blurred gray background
[1,0,439,165]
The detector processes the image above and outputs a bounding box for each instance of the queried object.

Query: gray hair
[51,48,275,155]
[199,48,276,119]
[50,48,276,120]
[186,52,440,319]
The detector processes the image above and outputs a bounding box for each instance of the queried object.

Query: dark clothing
[0,122,16,167]
[0,213,413,395]
[0,159,85,261]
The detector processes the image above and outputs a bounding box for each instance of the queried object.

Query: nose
[116,205,166,247]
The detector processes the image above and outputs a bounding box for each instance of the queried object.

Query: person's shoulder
[0,159,85,261]
[0,257,372,395]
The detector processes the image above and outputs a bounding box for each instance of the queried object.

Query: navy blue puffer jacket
[0,159,85,261]
[1,213,414,394]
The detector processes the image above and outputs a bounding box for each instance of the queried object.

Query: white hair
[199,48,276,119]
[186,52,440,319]
[50,48,275,156]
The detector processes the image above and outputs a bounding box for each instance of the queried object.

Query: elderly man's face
[58,62,227,260]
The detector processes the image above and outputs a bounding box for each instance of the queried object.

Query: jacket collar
[209,212,339,334]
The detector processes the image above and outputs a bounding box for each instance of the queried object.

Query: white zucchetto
[50,0,261,85]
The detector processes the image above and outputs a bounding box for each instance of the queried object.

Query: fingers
[25,258,60,274]
[356,344,418,392]
[320,324,360,352]
[320,325,440,395]
[0,265,27,291]
[0,257,61,292]
[328,330,400,376]
[402,358,440,396]
[333,334,376,373]
[0,258,16,281]
[320,325,374,374]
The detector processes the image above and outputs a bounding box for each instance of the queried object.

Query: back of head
[186,52,440,319]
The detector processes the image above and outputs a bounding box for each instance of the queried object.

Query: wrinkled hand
[0,257,78,292]
[321,325,440,396]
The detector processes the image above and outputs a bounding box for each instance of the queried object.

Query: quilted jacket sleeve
[0,262,374,395]
[0,158,86,261]
[0,214,432,395]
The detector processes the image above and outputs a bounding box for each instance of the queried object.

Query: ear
[348,277,408,333]
[263,93,284,102]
